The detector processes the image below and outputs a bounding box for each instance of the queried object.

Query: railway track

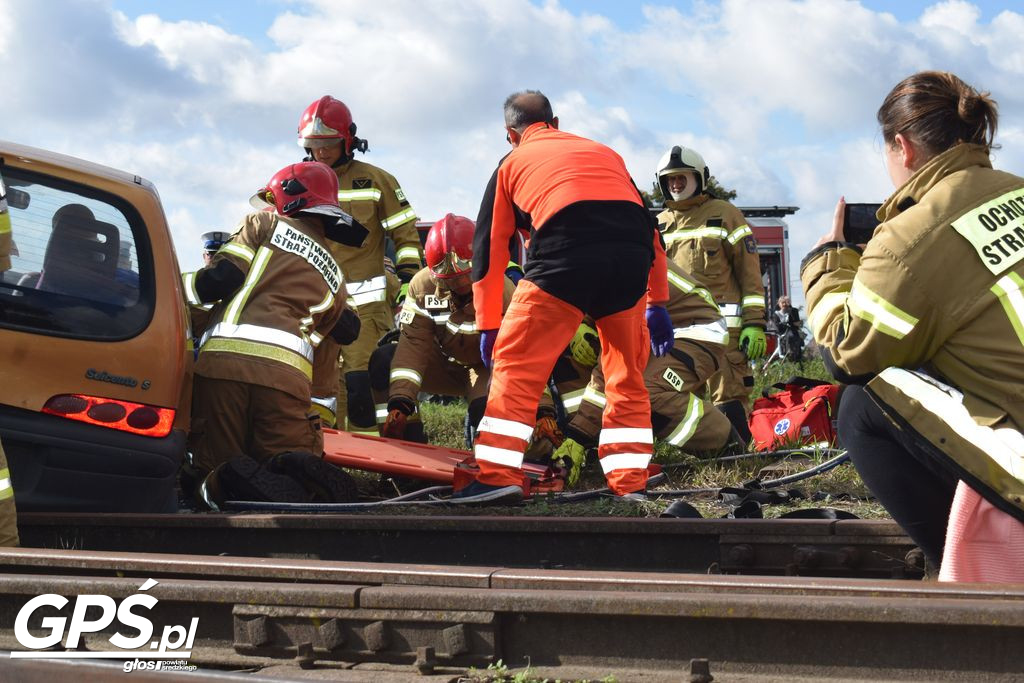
[0,547,1020,681]
[18,513,922,578]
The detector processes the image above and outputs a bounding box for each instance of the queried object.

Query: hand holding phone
[843,203,882,245]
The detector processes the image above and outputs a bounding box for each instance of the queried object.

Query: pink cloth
[939,481,1024,583]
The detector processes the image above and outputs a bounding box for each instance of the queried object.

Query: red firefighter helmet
[297,95,358,155]
[425,213,475,279]
[249,162,344,218]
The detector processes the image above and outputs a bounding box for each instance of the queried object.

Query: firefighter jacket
[658,195,766,331]
[389,267,515,403]
[0,174,10,272]
[195,211,347,404]
[332,159,421,309]
[802,142,1024,521]
[473,122,669,330]
[664,260,729,350]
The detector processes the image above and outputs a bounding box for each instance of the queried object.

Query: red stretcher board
[322,428,468,483]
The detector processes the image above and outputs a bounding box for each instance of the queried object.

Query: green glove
[552,438,587,487]
[739,326,767,360]
[395,282,410,306]
[569,323,600,367]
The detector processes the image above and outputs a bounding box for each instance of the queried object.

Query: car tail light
[42,394,175,438]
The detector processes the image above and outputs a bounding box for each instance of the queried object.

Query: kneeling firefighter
[187,161,365,504]
[369,214,559,446]
[552,260,737,483]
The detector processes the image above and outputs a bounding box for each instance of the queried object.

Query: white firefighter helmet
[656,146,710,199]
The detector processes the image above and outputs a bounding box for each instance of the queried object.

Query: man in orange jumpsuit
[464,90,672,499]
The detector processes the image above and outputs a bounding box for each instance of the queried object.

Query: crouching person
[187,162,364,506]
[370,214,517,444]
[553,262,738,484]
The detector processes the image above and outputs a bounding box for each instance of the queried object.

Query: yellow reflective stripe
[674,318,729,345]
[201,338,312,379]
[445,319,478,335]
[664,227,727,243]
[878,367,1024,487]
[223,247,271,324]
[667,269,696,293]
[301,291,335,333]
[390,368,422,386]
[582,386,606,408]
[220,242,255,263]
[809,291,849,340]
[560,388,585,412]
[991,272,1024,347]
[0,210,10,235]
[726,224,753,245]
[848,279,919,339]
[742,295,765,309]
[338,188,382,202]
[203,321,314,362]
[182,271,201,306]
[0,467,12,500]
[382,207,417,230]
[666,393,704,446]
[396,246,422,264]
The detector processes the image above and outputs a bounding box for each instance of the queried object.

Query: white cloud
[2,0,1023,285]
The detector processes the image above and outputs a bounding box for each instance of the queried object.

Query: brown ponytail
[877,71,998,158]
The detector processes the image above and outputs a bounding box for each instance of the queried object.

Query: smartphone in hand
[843,203,882,245]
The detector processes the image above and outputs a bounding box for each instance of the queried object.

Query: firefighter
[187,161,364,475]
[0,173,18,546]
[804,71,1024,578]
[202,231,231,266]
[369,214,519,443]
[552,261,735,483]
[656,146,767,442]
[298,96,423,437]
[464,90,672,500]
[183,231,234,340]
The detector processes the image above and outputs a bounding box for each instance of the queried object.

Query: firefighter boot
[716,400,752,445]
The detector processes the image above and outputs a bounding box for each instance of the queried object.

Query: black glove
[194,259,244,303]
[329,308,362,344]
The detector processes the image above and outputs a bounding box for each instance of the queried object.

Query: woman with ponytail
[803,71,1024,581]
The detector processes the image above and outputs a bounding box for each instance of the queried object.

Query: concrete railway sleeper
[18,514,923,578]
[0,562,1021,680]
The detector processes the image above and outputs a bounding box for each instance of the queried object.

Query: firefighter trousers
[707,330,754,409]
[189,375,322,473]
[569,339,732,453]
[369,341,489,432]
[0,439,18,547]
[474,279,653,495]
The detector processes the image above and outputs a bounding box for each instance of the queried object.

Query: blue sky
[5,0,1024,300]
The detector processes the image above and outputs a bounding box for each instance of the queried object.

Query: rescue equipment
[749,378,842,451]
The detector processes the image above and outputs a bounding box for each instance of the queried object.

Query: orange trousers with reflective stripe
[474,280,652,495]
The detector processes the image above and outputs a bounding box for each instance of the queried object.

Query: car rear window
[0,166,154,340]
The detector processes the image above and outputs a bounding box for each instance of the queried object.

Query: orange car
[0,141,192,512]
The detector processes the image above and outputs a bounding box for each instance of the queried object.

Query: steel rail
[18,513,921,578]
[0,558,1020,680]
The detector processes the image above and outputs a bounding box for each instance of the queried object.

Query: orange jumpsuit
[472,123,669,495]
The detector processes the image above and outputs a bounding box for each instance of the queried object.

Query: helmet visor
[301,137,343,149]
[429,251,472,279]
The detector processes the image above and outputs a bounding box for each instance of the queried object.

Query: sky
[2,0,1023,303]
